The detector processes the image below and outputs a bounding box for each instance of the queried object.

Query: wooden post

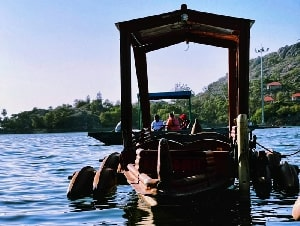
[237,114,250,204]
[133,48,151,129]
[119,26,135,168]
[228,47,237,132]
[238,24,251,116]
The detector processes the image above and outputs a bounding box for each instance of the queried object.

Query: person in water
[166,112,180,131]
[151,114,164,131]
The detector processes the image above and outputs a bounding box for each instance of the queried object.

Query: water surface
[0,127,299,225]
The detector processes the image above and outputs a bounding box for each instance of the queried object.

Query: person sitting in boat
[114,121,121,132]
[179,113,190,130]
[151,114,165,131]
[166,112,181,131]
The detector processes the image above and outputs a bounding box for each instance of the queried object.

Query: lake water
[0,127,300,225]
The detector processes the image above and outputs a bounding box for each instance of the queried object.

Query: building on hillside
[264,95,274,103]
[292,93,300,101]
[267,82,282,91]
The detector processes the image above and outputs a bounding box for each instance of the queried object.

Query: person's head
[180,114,187,121]
[154,114,160,121]
[169,112,174,118]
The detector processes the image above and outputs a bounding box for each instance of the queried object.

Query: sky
[0,0,299,116]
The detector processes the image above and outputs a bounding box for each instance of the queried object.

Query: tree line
[1,84,299,134]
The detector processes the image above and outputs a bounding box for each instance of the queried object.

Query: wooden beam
[133,48,151,129]
[188,10,254,31]
[115,9,182,33]
[237,23,250,116]
[119,26,133,166]
[228,47,238,130]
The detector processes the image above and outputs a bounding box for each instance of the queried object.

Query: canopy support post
[237,114,250,205]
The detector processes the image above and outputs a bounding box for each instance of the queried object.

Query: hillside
[250,42,300,91]
[199,41,300,126]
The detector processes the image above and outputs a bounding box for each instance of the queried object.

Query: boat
[88,131,123,145]
[88,90,230,145]
[114,4,254,206]
[67,4,299,209]
[88,91,193,145]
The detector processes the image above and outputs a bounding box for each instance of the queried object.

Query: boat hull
[88,131,123,145]
[123,138,235,206]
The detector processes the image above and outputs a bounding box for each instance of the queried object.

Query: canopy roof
[116,4,254,52]
[137,91,192,100]
[116,4,254,151]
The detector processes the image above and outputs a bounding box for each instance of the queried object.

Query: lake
[0,127,300,225]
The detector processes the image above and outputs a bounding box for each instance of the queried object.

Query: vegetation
[1,42,300,134]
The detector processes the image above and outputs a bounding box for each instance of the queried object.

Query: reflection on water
[0,128,300,225]
[125,197,245,225]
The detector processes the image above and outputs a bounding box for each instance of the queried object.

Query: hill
[200,41,300,126]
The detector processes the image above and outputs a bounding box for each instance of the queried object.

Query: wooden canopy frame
[115,4,254,151]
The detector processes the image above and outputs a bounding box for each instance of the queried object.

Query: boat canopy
[137,90,192,100]
[137,91,192,129]
[116,4,254,151]
[147,91,192,100]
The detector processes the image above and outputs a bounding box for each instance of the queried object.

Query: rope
[256,142,273,153]
[286,149,300,157]
[256,141,300,158]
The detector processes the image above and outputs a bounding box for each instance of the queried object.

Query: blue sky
[0,0,299,115]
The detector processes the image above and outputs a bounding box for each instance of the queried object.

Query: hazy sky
[1,0,299,115]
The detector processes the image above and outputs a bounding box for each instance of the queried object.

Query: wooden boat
[67,4,299,209]
[114,4,255,206]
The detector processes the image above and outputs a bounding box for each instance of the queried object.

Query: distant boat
[88,90,230,145]
[88,127,231,145]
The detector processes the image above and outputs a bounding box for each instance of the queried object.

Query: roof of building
[292,93,300,97]
[264,96,274,102]
[267,81,282,86]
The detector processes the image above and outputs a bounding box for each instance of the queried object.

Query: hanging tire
[277,161,299,195]
[93,168,117,200]
[251,151,272,198]
[92,152,120,200]
[67,166,96,199]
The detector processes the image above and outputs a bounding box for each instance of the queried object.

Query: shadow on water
[123,188,253,226]
[68,189,119,212]
[68,197,96,212]
[67,184,250,225]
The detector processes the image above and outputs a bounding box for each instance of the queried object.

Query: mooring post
[237,114,250,204]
